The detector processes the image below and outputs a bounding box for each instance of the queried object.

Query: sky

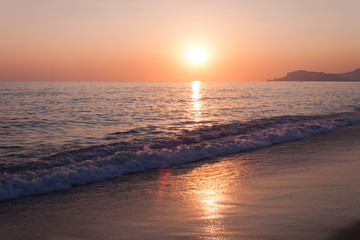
[1,0,360,81]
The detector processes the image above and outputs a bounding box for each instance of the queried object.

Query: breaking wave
[1,111,360,201]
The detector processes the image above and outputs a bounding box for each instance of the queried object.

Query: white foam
[1,111,360,201]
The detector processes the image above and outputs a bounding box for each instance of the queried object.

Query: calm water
[1,81,360,200]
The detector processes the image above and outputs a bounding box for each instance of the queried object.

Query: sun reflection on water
[189,81,204,123]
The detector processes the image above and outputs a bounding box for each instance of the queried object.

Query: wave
[1,111,360,201]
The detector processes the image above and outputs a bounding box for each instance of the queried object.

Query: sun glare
[186,46,207,64]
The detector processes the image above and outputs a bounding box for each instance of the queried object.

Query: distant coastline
[269,68,360,82]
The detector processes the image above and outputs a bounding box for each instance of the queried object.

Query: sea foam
[1,111,360,201]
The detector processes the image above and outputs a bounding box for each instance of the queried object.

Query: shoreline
[1,124,360,240]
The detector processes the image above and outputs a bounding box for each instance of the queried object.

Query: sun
[186,46,207,64]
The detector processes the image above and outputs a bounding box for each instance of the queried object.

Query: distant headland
[269,68,360,82]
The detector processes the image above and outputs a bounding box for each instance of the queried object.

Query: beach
[1,124,359,240]
[2,1,360,238]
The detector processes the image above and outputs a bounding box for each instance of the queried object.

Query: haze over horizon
[1,0,360,81]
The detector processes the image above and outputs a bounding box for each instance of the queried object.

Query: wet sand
[1,124,360,240]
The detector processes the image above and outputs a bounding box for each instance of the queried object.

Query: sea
[1,80,360,201]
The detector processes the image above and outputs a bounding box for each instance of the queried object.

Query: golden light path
[190,81,204,123]
[186,161,232,240]
[156,81,231,239]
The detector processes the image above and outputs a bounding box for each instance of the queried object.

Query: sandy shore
[1,124,360,240]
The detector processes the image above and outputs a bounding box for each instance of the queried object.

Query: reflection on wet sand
[200,189,227,240]
[184,161,236,240]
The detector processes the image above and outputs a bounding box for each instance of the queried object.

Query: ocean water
[1,80,360,201]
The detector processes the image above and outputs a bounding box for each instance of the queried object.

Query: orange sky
[1,0,360,81]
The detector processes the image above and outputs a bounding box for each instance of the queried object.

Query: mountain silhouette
[270,68,360,82]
